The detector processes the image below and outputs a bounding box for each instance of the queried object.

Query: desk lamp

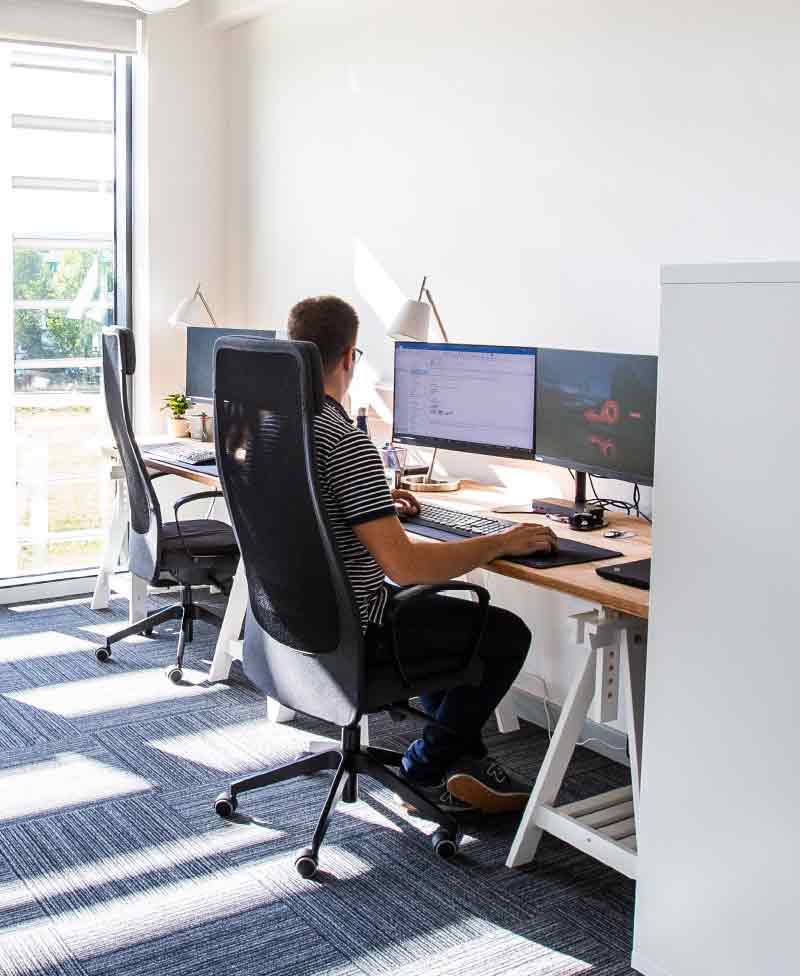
[387,276,459,491]
[168,283,218,328]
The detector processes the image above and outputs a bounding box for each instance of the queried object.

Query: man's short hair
[288,296,359,373]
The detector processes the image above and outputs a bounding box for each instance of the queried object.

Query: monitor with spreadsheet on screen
[186,327,276,401]
[392,342,537,460]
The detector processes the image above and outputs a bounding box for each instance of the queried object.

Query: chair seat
[161,519,238,556]
[156,519,239,587]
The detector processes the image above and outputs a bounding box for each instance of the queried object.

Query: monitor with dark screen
[186,326,276,401]
[535,348,658,485]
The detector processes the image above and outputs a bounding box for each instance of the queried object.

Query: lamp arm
[196,286,218,326]
[424,288,449,343]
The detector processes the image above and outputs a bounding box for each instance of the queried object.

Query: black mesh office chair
[212,336,490,877]
[96,327,239,682]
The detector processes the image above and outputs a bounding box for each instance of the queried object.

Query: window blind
[0,0,142,54]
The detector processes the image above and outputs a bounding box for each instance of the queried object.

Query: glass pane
[1,42,120,581]
[11,129,114,182]
[10,187,114,237]
[15,367,102,393]
[10,54,113,121]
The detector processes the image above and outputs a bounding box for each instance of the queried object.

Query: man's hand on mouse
[392,488,420,519]
[494,523,559,557]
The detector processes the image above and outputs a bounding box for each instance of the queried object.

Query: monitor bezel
[391,341,538,461]
[186,326,276,401]
[534,348,657,487]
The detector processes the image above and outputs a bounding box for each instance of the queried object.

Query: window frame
[0,44,134,594]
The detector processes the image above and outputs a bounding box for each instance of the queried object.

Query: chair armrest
[173,490,224,514]
[172,491,226,562]
[384,582,490,687]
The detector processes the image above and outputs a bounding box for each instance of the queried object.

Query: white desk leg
[495,691,521,734]
[207,561,298,722]
[506,642,598,868]
[621,623,647,827]
[91,470,128,611]
[129,574,148,624]
[208,559,248,683]
[267,698,297,723]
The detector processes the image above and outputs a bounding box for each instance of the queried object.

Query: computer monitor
[392,342,537,460]
[185,326,276,401]
[533,347,658,513]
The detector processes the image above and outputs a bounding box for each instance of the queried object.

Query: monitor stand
[494,472,594,517]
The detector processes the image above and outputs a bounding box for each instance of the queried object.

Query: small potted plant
[161,392,192,438]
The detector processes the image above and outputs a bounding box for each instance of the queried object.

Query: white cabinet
[633,263,800,976]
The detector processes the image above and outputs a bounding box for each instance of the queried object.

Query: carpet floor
[0,593,637,976]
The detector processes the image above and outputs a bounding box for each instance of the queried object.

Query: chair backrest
[213,336,366,727]
[102,327,162,582]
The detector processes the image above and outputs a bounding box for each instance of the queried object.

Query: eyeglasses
[353,347,364,364]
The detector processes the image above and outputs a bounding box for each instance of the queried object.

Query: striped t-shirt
[314,396,395,628]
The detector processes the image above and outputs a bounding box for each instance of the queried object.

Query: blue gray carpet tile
[0,592,636,976]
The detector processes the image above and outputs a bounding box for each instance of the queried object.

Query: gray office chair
[97,327,239,682]
[212,336,490,877]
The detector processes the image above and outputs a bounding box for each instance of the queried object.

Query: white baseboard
[0,573,95,606]
[510,679,630,766]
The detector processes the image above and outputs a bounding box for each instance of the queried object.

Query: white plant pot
[167,417,191,438]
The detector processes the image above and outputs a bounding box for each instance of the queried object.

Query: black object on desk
[596,557,651,590]
[404,518,621,568]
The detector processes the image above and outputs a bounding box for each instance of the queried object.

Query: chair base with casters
[215,719,460,879]
[96,581,227,682]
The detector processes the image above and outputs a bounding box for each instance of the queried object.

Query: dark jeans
[367,593,531,784]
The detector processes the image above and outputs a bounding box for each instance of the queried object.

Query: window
[0,43,131,580]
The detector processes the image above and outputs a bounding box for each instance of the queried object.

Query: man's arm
[354,514,558,587]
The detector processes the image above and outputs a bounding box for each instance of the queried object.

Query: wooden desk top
[139,451,651,620]
[423,481,651,620]
[141,453,220,490]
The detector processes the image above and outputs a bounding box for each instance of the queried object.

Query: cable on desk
[587,474,652,523]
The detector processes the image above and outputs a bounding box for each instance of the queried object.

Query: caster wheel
[294,847,318,879]
[431,828,459,861]
[167,666,183,684]
[96,646,111,663]
[214,793,237,818]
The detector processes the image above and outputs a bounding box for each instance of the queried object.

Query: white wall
[223,0,800,369]
[133,2,226,435]
[218,0,800,710]
[132,4,229,517]
[633,263,800,976]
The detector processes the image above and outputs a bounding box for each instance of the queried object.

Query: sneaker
[397,776,476,816]
[446,757,532,814]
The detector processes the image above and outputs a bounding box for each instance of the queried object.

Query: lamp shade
[387,299,431,341]
[168,284,217,327]
[168,294,196,327]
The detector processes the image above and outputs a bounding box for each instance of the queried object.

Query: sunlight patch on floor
[0,630,95,663]
[7,668,222,718]
[0,753,152,822]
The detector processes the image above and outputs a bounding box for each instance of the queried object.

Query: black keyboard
[411,503,515,537]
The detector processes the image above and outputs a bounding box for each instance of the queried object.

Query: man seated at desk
[287,296,558,815]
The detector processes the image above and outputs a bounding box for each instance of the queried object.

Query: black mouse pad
[404,521,621,568]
